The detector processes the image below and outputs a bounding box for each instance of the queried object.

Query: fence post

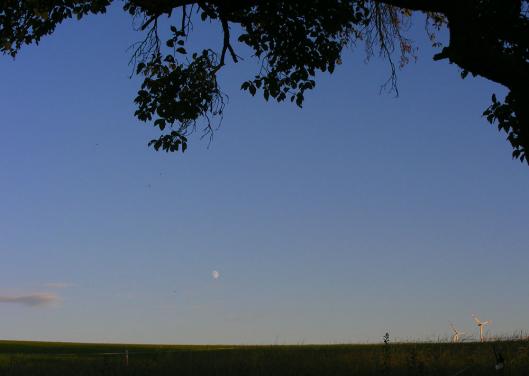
[125,350,129,366]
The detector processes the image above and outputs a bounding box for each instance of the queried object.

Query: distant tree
[1,1,528,164]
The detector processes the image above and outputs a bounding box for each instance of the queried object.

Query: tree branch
[374,0,446,13]
[140,15,157,30]
[212,16,239,73]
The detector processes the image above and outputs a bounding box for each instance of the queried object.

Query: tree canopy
[1,1,528,164]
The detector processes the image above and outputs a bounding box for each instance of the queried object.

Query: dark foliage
[1,0,528,164]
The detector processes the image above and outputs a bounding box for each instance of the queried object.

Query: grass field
[0,339,528,375]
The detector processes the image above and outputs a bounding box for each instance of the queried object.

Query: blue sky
[1,5,528,344]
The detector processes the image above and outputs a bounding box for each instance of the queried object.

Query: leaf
[295,93,304,107]
[176,47,186,54]
[154,119,166,130]
[136,62,145,74]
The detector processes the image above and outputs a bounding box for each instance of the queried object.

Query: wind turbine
[472,314,491,342]
[449,322,464,343]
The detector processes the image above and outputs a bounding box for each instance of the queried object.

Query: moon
[212,270,220,280]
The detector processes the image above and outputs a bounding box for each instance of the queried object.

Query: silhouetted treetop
[1,1,528,164]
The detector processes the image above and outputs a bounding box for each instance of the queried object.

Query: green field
[0,339,528,375]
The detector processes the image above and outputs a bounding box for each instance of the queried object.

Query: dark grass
[1,339,529,375]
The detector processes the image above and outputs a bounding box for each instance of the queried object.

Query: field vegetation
[0,338,528,375]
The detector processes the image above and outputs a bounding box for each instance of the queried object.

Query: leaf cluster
[1,0,110,57]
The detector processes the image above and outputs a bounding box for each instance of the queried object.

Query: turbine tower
[449,322,464,343]
[472,314,491,342]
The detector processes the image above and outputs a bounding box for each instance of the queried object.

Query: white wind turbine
[449,322,464,343]
[472,314,491,342]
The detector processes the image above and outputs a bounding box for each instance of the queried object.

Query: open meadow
[1,339,528,376]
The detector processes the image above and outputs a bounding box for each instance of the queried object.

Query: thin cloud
[44,282,74,289]
[0,293,59,307]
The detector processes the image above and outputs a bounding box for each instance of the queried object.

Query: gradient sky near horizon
[1,4,528,345]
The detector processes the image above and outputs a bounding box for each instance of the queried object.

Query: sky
[1,4,528,345]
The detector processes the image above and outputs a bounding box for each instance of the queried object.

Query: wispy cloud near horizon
[44,282,75,289]
[0,293,59,307]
